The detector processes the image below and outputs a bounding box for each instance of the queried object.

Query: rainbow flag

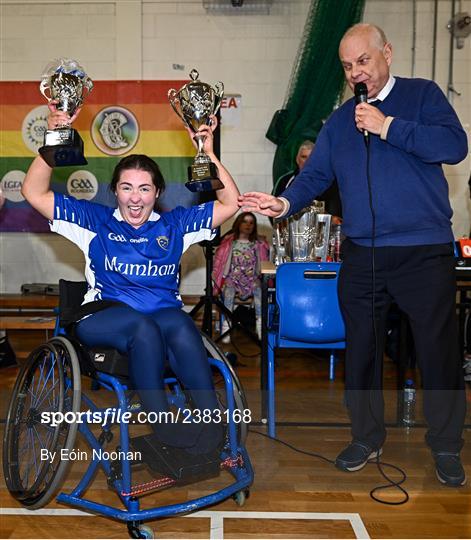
[0,80,197,232]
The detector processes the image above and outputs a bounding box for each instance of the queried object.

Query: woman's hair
[232,211,258,242]
[110,154,166,194]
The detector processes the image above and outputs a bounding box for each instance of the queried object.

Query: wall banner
[0,80,198,232]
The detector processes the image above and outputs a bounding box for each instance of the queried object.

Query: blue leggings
[76,306,221,451]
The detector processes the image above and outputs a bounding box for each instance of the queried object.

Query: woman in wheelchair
[21,102,241,456]
[213,211,269,342]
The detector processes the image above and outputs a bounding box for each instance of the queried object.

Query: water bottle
[333,224,342,262]
[403,378,416,426]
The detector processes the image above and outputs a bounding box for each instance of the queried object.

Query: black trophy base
[186,161,224,192]
[39,128,88,168]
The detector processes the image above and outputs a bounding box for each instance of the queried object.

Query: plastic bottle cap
[405,378,414,385]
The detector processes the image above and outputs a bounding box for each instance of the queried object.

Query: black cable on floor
[249,428,409,505]
[228,337,261,359]
[249,427,334,465]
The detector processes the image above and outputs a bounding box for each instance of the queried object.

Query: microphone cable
[363,110,409,505]
[247,98,409,505]
[246,91,410,505]
[248,427,409,505]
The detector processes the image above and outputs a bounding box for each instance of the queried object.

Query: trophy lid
[41,58,93,91]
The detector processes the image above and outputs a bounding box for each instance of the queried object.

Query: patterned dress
[224,239,259,300]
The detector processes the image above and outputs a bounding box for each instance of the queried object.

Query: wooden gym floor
[1,329,470,539]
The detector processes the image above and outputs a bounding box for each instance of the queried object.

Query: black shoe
[433,452,467,487]
[335,441,382,472]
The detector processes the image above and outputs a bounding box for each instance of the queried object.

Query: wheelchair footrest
[130,434,221,482]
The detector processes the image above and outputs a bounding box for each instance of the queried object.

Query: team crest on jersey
[156,236,169,250]
[91,106,139,156]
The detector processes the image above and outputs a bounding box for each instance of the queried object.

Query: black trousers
[338,240,466,453]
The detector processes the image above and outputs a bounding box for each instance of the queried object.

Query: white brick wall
[0,0,469,294]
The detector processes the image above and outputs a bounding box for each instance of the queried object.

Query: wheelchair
[3,280,253,539]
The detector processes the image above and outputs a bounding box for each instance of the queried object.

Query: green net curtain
[266,0,365,185]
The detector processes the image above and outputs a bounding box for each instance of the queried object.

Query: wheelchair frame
[3,309,253,538]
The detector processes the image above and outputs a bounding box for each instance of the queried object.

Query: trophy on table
[38,58,93,167]
[168,69,224,192]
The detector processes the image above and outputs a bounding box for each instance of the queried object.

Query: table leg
[261,273,269,421]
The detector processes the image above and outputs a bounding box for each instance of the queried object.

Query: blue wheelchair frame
[4,310,253,536]
[56,358,253,522]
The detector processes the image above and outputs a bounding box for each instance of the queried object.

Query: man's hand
[238,192,285,217]
[354,102,386,136]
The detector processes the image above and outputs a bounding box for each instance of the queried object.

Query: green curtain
[266,0,365,185]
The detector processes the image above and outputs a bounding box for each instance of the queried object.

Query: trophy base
[186,161,224,192]
[39,128,88,168]
[185,178,224,192]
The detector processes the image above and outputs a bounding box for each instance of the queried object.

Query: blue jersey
[50,193,216,313]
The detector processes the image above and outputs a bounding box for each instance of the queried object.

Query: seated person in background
[213,212,269,342]
[21,102,240,455]
[272,140,342,220]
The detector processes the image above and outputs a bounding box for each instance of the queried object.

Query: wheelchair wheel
[3,336,81,509]
[201,332,249,445]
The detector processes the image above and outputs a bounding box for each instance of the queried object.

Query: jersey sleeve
[49,193,104,250]
[172,201,217,252]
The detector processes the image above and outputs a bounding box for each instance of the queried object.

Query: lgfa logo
[67,171,98,200]
[1,171,26,203]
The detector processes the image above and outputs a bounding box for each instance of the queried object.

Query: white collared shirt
[369,74,395,103]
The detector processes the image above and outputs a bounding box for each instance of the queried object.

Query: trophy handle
[168,88,192,130]
[39,80,52,102]
[213,81,225,115]
[82,78,94,100]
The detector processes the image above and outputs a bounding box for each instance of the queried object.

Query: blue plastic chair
[267,262,346,437]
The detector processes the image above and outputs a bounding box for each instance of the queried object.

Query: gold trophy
[168,69,224,192]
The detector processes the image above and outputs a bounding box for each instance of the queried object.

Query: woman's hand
[186,114,217,157]
[47,101,82,130]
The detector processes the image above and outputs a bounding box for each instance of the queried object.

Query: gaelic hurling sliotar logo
[91,106,139,156]
[22,105,49,153]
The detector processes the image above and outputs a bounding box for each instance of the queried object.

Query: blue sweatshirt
[282,77,468,247]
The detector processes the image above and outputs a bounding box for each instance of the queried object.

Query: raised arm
[21,103,81,221]
[189,117,240,228]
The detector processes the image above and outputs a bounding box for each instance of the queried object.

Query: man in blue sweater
[239,23,468,487]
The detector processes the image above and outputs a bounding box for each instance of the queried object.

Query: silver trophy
[38,58,93,167]
[168,69,224,192]
[273,201,326,264]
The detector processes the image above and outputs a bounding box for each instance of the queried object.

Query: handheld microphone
[354,82,369,144]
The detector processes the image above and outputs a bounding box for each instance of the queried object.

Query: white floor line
[349,514,371,540]
[1,508,92,516]
[209,513,224,540]
[1,508,370,539]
